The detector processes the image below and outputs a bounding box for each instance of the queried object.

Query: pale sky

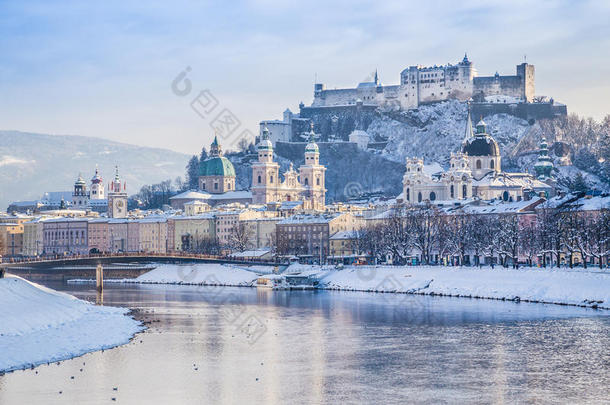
[1,0,609,154]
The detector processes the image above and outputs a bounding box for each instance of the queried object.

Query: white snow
[319,266,610,309]
[0,276,143,373]
[87,263,610,310]
[104,263,260,286]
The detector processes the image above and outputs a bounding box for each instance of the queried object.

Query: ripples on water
[0,283,608,404]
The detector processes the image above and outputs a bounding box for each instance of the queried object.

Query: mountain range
[0,130,189,210]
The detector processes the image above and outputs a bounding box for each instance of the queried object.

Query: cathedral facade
[251,125,326,210]
[402,111,553,203]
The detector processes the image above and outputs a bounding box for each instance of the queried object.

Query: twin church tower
[251,123,326,210]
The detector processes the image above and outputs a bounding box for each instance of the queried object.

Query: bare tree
[409,204,441,265]
[520,217,540,267]
[228,222,254,252]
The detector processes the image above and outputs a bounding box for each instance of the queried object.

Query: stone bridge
[1,253,282,281]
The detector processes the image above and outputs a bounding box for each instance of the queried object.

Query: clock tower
[107,166,128,218]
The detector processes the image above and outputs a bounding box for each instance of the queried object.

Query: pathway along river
[0,281,608,404]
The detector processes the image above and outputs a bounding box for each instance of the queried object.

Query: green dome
[199,156,236,177]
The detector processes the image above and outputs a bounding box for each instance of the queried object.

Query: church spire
[210,133,222,157]
[463,102,474,143]
[374,69,379,85]
[308,121,316,143]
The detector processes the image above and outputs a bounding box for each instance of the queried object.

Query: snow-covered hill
[0,130,190,210]
[365,100,608,192]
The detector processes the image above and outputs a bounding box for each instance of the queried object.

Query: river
[0,281,608,404]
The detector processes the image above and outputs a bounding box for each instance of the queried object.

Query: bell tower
[299,123,326,210]
[251,125,279,204]
[72,174,89,208]
[107,166,128,218]
[90,166,105,200]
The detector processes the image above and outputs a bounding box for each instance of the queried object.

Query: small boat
[256,274,288,289]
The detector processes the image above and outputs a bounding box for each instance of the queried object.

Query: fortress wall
[471,102,567,121]
[299,105,378,141]
[313,88,360,106]
[473,75,524,100]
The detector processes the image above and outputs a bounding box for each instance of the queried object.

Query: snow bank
[0,276,143,373]
[105,263,260,287]
[320,266,610,309]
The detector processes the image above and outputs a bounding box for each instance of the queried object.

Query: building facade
[42,218,89,255]
[251,125,326,210]
[276,213,360,260]
[402,111,553,203]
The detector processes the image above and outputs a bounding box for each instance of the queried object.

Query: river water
[0,281,608,404]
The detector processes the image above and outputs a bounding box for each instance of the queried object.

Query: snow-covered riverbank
[316,265,610,309]
[70,263,610,310]
[96,263,260,286]
[0,276,143,373]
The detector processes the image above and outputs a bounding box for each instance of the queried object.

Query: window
[270,175,273,184]
[304,178,309,186]
[450,185,454,198]
[476,160,482,169]
[429,192,436,201]
[406,188,410,201]
[490,160,495,169]
[462,184,467,198]
[202,183,206,190]
[214,183,218,190]
[257,175,261,184]
[316,178,320,186]
[418,192,422,203]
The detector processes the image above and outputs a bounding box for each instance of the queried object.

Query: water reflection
[0,283,608,404]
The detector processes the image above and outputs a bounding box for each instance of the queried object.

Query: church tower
[107,166,128,218]
[298,123,326,210]
[251,125,280,204]
[199,136,236,193]
[90,166,105,200]
[534,137,554,180]
[72,174,89,208]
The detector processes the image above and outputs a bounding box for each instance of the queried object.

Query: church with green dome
[198,136,236,193]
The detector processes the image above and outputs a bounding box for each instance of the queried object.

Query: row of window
[405,184,469,202]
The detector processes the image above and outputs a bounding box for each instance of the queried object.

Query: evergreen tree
[199,147,208,163]
[570,172,588,193]
[185,155,200,190]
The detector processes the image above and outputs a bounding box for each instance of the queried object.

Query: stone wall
[471,102,567,122]
[299,105,379,141]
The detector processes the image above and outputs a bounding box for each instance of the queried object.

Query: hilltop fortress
[313,54,533,109]
[261,55,566,146]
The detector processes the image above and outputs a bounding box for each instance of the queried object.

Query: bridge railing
[1,251,282,266]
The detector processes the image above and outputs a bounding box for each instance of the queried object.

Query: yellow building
[215,209,262,247]
[242,217,282,249]
[0,223,24,256]
[22,217,54,256]
[170,214,216,252]
[136,217,168,253]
